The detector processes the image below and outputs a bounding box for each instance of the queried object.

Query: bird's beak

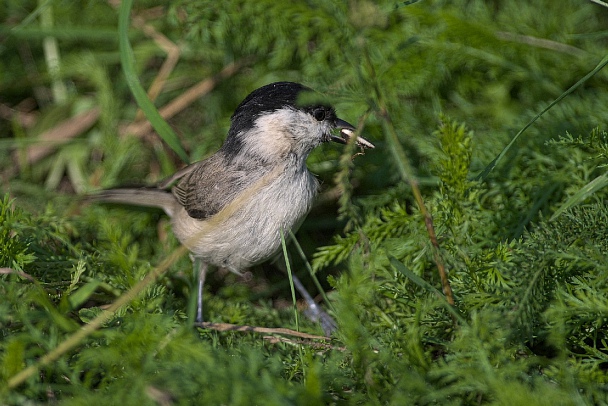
[331,118,375,149]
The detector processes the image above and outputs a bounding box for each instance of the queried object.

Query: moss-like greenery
[2,0,608,404]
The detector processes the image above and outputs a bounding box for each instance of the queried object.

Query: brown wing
[172,153,268,220]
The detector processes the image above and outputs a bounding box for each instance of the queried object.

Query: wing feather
[172,153,270,220]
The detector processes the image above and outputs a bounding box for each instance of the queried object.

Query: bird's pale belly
[171,169,318,272]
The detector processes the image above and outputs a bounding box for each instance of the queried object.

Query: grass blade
[280,230,300,332]
[477,55,608,181]
[389,256,465,324]
[118,0,190,163]
[550,172,608,221]
[288,229,333,311]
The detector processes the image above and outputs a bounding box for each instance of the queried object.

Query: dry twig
[196,321,330,341]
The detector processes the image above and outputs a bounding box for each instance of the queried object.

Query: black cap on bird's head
[225,82,374,156]
[229,82,309,136]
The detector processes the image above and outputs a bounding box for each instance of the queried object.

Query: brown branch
[0,103,38,128]
[196,321,330,341]
[131,14,181,121]
[0,267,36,282]
[262,335,345,351]
[411,180,455,306]
[378,106,455,307]
[4,107,100,178]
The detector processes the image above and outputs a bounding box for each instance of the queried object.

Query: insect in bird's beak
[339,127,375,149]
[331,118,375,150]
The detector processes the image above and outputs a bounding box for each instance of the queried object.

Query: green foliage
[2,0,608,404]
[502,204,608,340]
[0,196,36,271]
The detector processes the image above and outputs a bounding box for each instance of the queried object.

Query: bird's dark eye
[312,108,326,121]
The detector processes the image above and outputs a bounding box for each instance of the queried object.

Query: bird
[90,81,374,334]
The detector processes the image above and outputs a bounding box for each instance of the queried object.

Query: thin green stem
[280,229,299,332]
[288,230,333,311]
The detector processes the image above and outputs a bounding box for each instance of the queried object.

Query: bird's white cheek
[243,128,292,159]
[244,113,294,157]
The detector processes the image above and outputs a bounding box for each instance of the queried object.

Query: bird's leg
[290,273,337,337]
[190,256,208,324]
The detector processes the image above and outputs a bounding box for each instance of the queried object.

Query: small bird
[91,82,374,333]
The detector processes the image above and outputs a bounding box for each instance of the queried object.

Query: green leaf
[68,279,101,309]
[1,339,25,380]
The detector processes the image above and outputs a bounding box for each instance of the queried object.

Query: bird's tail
[87,188,177,217]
